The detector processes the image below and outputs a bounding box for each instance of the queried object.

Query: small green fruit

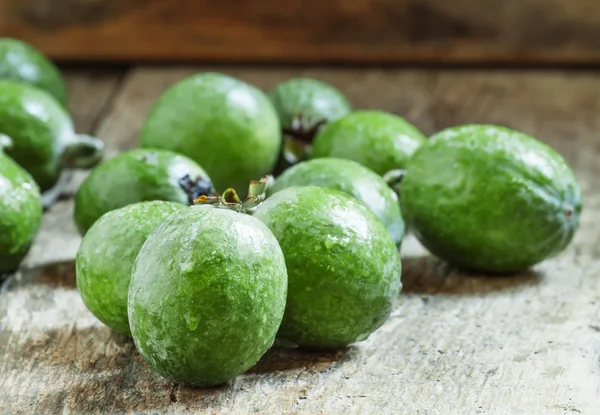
[311,110,426,175]
[0,152,43,274]
[253,186,402,349]
[74,148,213,235]
[268,78,351,169]
[140,72,281,193]
[401,124,582,273]
[0,80,103,191]
[76,201,185,335]
[128,205,288,387]
[269,157,405,245]
[0,37,68,107]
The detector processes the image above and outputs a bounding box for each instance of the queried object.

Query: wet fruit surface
[76,201,185,335]
[311,110,426,175]
[74,148,211,235]
[401,124,582,273]
[269,157,405,245]
[0,152,42,274]
[0,80,103,191]
[140,72,281,194]
[0,37,68,107]
[253,186,402,349]
[128,206,288,387]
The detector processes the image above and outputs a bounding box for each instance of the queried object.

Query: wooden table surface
[1,66,600,414]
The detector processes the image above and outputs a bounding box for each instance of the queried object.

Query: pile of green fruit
[0,38,582,388]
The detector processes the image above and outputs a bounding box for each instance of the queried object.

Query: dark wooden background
[1,0,599,64]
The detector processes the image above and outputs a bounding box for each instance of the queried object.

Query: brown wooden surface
[2,0,600,64]
[2,66,600,414]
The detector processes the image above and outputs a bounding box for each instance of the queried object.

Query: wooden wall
[1,0,599,63]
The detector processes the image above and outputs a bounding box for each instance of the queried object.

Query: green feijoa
[268,78,351,169]
[269,157,405,245]
[401,124,582,273]
[128,205,288,387]
[253,186,402,349]
[140,72,281,194]
[0,80,103,191]
[76,201,185,335]
[74,148,214,235]
[0,37,68,107]
[311,110,426,175]
[0,152,43,274]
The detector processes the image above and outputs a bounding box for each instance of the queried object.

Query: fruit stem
[383,169,406,195]
[62,134,105,169]
[193,176,269,214]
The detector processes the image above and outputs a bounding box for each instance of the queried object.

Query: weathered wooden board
[1,67,600,414]
[2,0,600,64]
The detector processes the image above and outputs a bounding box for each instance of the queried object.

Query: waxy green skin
[128,206,288,387]
[0,152,42,274]
[140,72,281,194]
[0,38,68,107]
[74,148,210,235]
[402,124,582,273]
[269,157,405,246]
[253,186,402,349]
[76,201,185,335]
[0,80,101,191]
[311,110,426,175]
[268,78,351,128]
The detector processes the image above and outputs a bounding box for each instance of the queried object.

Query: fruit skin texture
[0,152,43,274]
[74,148,210,235]
[311,110,426,175]
[140,72,281,194]
[253,186,402,349]
[76,201,185,335]
[402,124,582,273]
[269,157,405,246]
[0,37,68,107]
[268,77,351,128]
[0,80,103,191]
[128,206,288,387]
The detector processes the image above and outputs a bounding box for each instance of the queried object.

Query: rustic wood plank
[2,67,600,414]
[1,0,600,64]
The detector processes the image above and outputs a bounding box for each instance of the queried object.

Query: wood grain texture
[2,66,600,414]
[1,0,600,63]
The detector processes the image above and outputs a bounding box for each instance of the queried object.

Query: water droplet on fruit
[183,312,200,331]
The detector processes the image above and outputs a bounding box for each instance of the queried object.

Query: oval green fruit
[140,72,281,194]
[401,124,582,273]
[269,157,405,245]
[0,152,43,274]
[74,148,213,235]
[128,206,288,387]
[0,37,68,107]
[0,80,103,191]
[268,78,351,172]
[311,110,426,175]
[76,201,185,335]
[253,186,402,349]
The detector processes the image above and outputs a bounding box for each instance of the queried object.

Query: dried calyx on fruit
[178,174,217,205]
[280,113,327,165]
[194,176,269,213]
[383,169,406,196]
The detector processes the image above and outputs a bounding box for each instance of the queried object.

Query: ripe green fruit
[269,157,405,245]
[0,152,43,274]
[74,148,214,235]
[76,201,185,335]
[253,186,402,349]
[311,110,426,175]
[140,72,281,193]
[128,205,288,387]
[402,124,582,273]
[0,37,68,107]
[0,80,103,191]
